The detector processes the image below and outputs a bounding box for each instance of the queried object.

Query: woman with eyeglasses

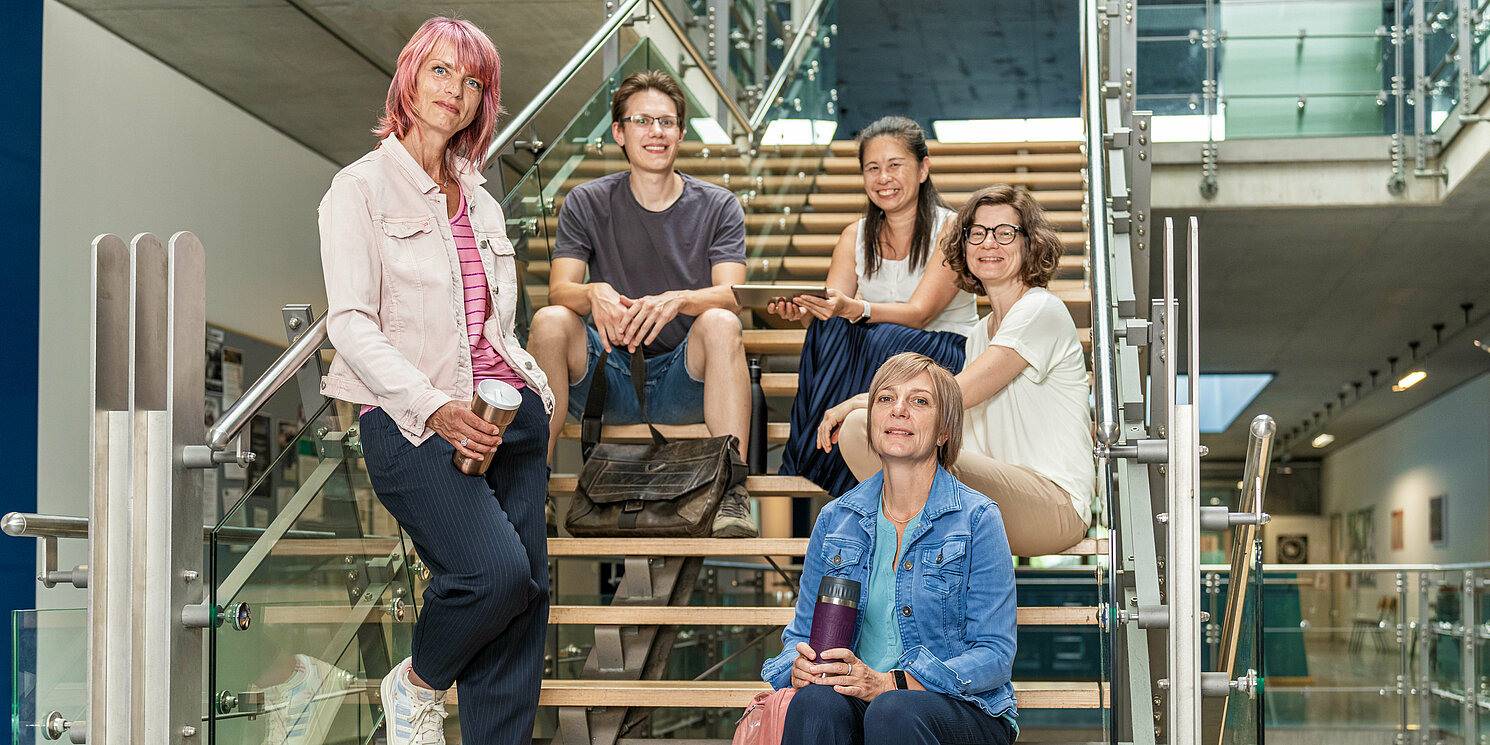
[818,184,1094,556]
[768,116,977,499]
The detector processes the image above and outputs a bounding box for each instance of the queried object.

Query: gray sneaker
[711,485,759,538]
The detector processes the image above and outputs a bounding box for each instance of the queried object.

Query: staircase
[510,137,1100,743]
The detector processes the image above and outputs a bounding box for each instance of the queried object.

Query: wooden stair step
[528,679,1105,709]
[559,422,790,443]
[738,189,1089,212]
[829,140,1086,156]
[523,231,1088,261]
[263,535,1109,559]
[548,604,1098,627]
[548,474,825,499]
[815,153,1086,174]
[557,171,1085,195]
[741,210,1086,234]
[562,152,1083,179]
[737,327,1092,357]
[548,537,1107,558]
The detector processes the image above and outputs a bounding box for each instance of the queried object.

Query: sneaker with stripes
[379,657,448,745]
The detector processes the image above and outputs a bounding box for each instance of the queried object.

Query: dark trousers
[359,388,550,745]
[781,684,1014,745]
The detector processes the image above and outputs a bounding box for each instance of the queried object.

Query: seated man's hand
[589,282,630,352]
[814,648,893,702]
[618,291,685,351]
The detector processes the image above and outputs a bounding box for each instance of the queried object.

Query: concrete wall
[37,0,337,607]
[1321,372,1490,565]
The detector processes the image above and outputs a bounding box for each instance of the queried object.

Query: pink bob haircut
[374,17,503,175]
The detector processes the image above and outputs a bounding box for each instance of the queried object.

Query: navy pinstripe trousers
[359,387,550,744]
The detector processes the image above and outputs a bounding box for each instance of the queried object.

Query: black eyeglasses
[964,223,1024,246]
[620,114,681,130]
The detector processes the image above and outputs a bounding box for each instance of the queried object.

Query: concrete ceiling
[61,0,612,166]
[1167,153,1490,462]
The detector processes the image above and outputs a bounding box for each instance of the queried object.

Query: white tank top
[853,206,978,336]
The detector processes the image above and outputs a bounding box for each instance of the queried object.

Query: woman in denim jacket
[761,353,1018,745]
[318,17,552,745]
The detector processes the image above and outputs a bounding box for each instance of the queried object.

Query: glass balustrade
[208,408,418,745]
[12,609,87,745]
[1137,0,1411,139]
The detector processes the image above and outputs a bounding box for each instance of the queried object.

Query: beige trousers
[838,409,1089,557]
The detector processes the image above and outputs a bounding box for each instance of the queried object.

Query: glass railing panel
[12,608,87,745]
[1137,0,1412,139]
[209,431,417,745]
[739,9,837,285]
[210,396,342,584]
[1252,567,1414,739]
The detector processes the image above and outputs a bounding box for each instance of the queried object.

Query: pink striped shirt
[452,197,525,390]
[362,194,523,419]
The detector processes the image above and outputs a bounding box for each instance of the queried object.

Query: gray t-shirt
[552,171,746,354]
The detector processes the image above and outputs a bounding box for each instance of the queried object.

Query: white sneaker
[379,657,448,745]
[257,654,353,745]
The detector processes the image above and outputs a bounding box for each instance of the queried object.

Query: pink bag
[731,687,797,745]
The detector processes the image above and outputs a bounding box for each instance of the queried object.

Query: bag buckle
[622,499,644,513]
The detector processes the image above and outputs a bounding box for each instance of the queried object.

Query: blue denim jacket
[761,466,1019,720]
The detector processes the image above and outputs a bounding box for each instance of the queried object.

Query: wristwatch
[856,299,871,322]
[891,669,908,690]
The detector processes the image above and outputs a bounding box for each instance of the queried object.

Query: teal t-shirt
[856,509,920,671]
[857,507,1021,739]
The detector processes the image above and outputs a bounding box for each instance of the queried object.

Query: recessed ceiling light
[1311,433,1335,448]
[1393,370,1426,391]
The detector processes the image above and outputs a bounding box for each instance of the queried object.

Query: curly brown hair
[940,184,1063,294]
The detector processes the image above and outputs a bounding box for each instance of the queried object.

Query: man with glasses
[529,69,756,538]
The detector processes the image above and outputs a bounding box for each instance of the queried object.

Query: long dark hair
[857,116,948,279]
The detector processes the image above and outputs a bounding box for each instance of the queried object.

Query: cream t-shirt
[962,287,1095,522]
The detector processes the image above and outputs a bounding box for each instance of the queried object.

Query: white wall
[1321,372,1490,565]
[37,1,337,606]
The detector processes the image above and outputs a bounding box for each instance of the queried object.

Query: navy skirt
[780,317,967,497]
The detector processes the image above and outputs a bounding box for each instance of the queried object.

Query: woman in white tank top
[768,116,976,498]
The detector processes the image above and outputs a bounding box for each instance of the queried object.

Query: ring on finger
[459,437,468,447]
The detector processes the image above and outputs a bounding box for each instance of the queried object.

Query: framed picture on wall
[1428,495,1447,545]
[1391,509,1404,551]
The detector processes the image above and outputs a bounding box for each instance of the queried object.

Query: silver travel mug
[452,379,522,476]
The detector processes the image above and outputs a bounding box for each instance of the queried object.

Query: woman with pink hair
[318,17,553,744]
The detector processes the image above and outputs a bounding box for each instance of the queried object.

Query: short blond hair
[865,353,963,469]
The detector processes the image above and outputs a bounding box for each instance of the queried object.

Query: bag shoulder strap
[580,346,666,459]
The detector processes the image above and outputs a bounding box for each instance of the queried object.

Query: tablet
[731,284,829,307]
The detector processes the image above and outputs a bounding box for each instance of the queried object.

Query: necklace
[881,499,921,524]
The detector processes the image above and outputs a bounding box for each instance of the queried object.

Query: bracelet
[858,300,871,322]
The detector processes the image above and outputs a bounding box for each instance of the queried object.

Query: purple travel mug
[808,576,861,655]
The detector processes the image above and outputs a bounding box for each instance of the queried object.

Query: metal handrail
[746,0,830,132]
[206,314,328,452]
[484,0,644,167]
[1,511,338,542]
[1084,0,1118,448]
[1214,414,1275,679]
[484,0,752,170]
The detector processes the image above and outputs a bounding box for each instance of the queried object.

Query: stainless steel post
[1462,569,1478,743]
[129,233,169,742]
[88,234,131,745]
[1165,216,1202,744]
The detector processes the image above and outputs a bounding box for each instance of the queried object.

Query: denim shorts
[566,324,706,425]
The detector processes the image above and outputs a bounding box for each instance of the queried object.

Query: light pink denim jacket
[318,134,554,444]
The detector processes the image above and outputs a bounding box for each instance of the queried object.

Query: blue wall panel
[1,0,43,717]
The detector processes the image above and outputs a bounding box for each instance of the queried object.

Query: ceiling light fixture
[1311,433,1335,448]
[1393,370,1426,391]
